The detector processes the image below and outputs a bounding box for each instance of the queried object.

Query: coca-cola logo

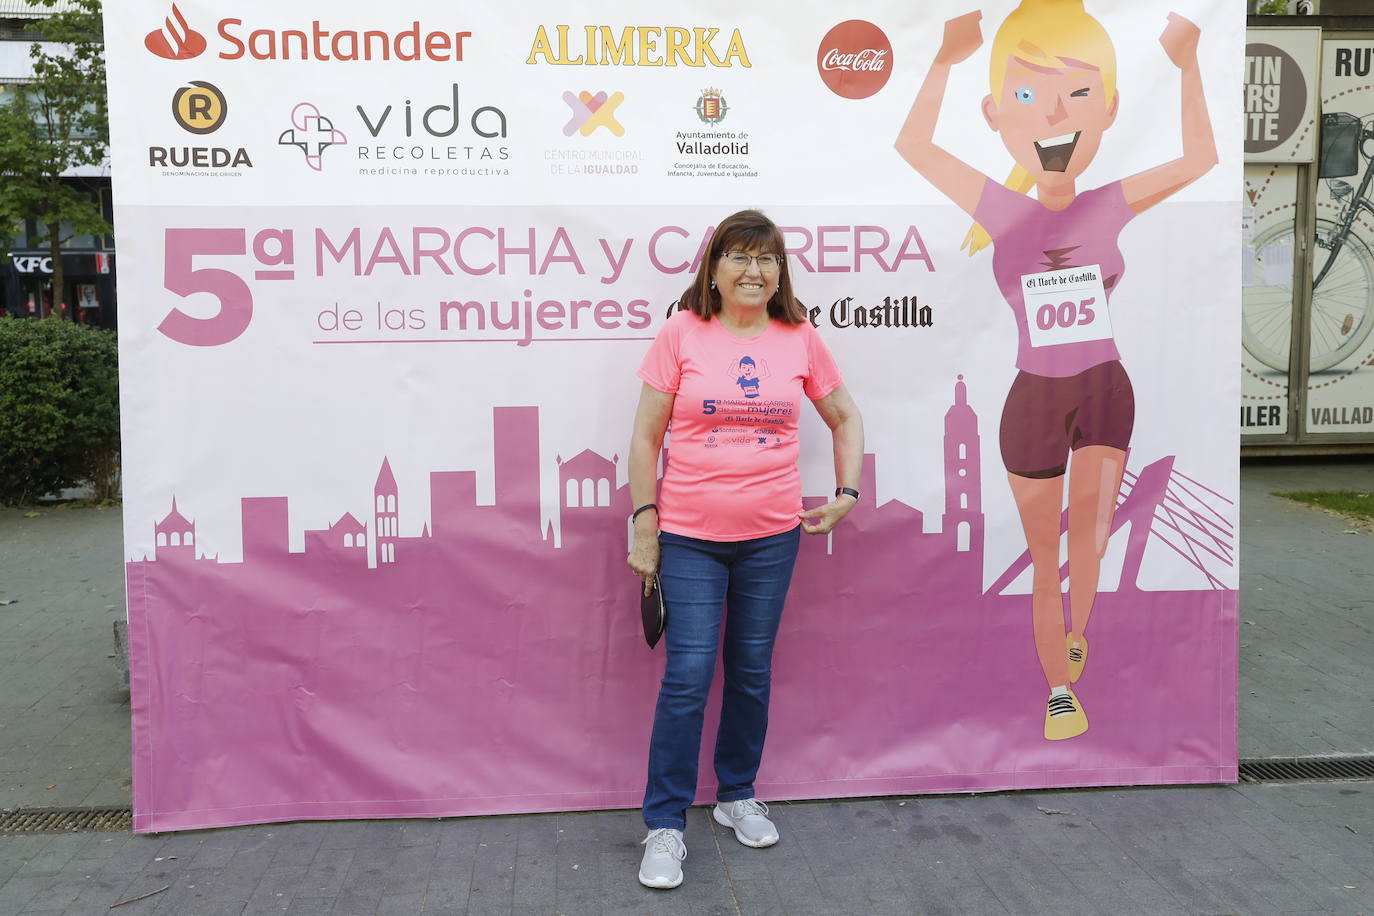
[821,48,888,73]
[817,20,892,99]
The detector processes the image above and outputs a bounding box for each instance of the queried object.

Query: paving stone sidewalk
[0,504,129,810]
[1,783,1372,915]
[1238,458,1374,759]
[0,458,1371,914]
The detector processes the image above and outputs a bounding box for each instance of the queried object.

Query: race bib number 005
[1020,264,1112,348]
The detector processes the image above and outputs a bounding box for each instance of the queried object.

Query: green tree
[0,315,120,505]
[0,0,108,315]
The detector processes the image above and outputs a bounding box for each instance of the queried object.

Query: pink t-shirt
[637,310,843,541]
[974,178,1136,378]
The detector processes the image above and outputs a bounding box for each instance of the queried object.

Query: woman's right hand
[936,11,983,66]
[1159,12,1200,70]
[627,530,660,596]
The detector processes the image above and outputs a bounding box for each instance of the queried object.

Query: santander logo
[145,4,207,60]
[816,20,892,100]
[141,6,472,63]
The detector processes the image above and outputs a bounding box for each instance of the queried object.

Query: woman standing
[893,1,1216,740]
[626,209,863,889]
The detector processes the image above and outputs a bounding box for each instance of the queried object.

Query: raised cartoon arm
[1119,13,1218,214]
[894,11,991,217]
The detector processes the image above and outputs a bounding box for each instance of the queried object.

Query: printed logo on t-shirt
[700,387,793,450]
[729,355,770,398]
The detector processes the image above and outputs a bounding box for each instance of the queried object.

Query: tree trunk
[46,220,64,319]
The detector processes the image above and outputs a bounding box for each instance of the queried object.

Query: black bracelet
[631,503,658,522]
[835,487,860,502]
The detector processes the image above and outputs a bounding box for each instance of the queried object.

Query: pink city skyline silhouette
[126,375,1238,833]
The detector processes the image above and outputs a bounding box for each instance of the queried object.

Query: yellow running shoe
[1044,688,1089,741]
[1066,633,1089,684]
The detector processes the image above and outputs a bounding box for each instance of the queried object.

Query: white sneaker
[712,798,779,848]
[638,828,685,889]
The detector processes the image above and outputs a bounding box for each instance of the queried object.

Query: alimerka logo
[143,4,472,62]
[528,26,749,67]
[145,4,206,60]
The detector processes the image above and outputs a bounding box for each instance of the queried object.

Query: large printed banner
[107,1,1242,832]
[1244,34,1374,437]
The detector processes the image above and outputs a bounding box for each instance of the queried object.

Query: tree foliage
[0,0,109,307]
[0,315,120,505]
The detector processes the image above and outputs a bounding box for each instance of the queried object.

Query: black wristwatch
[835,487,860,502]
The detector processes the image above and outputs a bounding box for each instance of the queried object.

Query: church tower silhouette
[375,458,398,566]
[154,497,195,561]
[942,374,984,580]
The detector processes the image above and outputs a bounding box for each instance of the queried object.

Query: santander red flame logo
[144,4,207,60]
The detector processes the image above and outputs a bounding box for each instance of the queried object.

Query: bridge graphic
[987,456,1236,596]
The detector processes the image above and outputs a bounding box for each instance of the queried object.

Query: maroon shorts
[999,361,1134,479]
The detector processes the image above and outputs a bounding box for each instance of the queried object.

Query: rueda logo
[817,20,892,100]
[172,81,226,134]
[150,80,251,173]
[562,90,625,137]
[278,103,347,171]
[145,4,207,60]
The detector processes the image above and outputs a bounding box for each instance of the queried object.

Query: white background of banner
[110,0,1241,588]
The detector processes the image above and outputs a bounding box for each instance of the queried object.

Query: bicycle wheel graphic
[1243,217,1374,372]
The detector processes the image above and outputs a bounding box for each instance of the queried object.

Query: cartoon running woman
[894,0,1216,740]
[731,355,769,398]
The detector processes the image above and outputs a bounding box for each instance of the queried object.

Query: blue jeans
[643,526,801,830]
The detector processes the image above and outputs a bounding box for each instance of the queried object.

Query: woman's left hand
[799,496,857,536]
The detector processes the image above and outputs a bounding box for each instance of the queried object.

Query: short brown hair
[678,209,807,324]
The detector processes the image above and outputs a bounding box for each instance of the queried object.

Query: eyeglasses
[720,251,783,271]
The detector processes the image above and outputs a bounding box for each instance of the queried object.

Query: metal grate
[1239,755,1374,782]
[1,762,1370,830]
[0,807,131,833]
